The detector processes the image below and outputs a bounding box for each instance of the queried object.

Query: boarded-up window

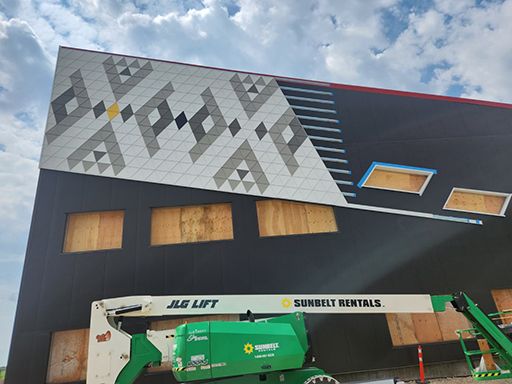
[63,211,124,253]
[256,199,337,237]
[358,162,436,195]
[492,289,512,325]
[47,328,89,383]
[151,203,233,246]
[148,314,239,373]
[386,302,472,346]
[444,188,511,216]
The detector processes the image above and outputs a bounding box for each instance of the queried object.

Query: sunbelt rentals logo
[243,342,279,355]
[244,343,254,354]
[281,297,293,308]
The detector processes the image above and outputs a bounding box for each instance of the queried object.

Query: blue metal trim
[308,135,343,143]
[321,157,348,164]
[370,162,438,175]
[357,161,438,189]
[303,125,342,133]
[432,215,483,225]
[291,105,337,114]
[328,168,351,175]
[285,95,335,104]
[280,86,333,95]
[314,146,345,154]
[298,115,340,123]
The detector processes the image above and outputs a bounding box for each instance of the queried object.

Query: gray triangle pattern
[214,140,269,193]
[188,87,229,162]
[103,55,153,101]
[230,73,279,118]
[67,121,125,175]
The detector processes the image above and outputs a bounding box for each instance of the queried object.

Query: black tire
[303,374,340,384]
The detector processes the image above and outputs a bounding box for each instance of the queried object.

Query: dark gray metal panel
[7,85,512,383]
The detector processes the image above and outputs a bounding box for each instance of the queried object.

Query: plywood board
[148,314,238,373]
[151,203,233,246]
[63,211,124,253]
[304,203,338,233]
[256,200,337,237]
[257,200,304,237]
[445,191,506,215]
[151,206,182,245]
[97,210,124,250]
[46,328,89,383]
[492,288,512,324]
[477,339,496,370]
[386,313,418,346]
[436,304,472,341]
[365,169,427,193]
[412,313,443,343]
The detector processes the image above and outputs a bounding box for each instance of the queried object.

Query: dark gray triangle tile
[93,101,106,118]
[247,84,258,94]
[93,151,106,161]
[255,122,267,140]
[120,67,131,76]
[237,169,249,180]
[120,104,133,122]
[229,119,241,136]
[175,112,188,129]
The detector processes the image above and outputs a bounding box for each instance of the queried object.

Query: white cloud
[1,0,512,366]
[0,15,50,365]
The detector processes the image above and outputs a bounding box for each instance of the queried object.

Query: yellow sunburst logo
[244,343,254,354]
[281,298,292,308]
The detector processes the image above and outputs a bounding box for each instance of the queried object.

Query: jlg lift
[86,292,512,383]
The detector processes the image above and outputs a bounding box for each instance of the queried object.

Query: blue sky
[0,0,512,366]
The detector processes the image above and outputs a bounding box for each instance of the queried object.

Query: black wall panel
[7,87,512,383]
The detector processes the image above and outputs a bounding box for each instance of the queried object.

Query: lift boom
[87,292,512,383]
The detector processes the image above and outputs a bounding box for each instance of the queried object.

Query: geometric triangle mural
[40,47,348,208]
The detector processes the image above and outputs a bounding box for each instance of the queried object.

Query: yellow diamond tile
[107,102,120,120]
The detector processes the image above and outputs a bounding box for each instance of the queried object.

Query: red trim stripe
[61,46,512,110]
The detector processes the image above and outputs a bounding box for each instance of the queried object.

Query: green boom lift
[86,292,512,384]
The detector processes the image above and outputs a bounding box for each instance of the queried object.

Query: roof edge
[60,46,512,110]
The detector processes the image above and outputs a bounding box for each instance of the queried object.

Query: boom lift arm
[87,293,512,384]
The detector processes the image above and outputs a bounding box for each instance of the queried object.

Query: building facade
[6,46,512,383]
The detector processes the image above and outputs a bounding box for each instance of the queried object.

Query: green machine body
[172,312,311,382]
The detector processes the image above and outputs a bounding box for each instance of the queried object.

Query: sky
[0,0,512,366]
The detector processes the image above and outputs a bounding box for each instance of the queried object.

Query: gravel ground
[405,378,511,384]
